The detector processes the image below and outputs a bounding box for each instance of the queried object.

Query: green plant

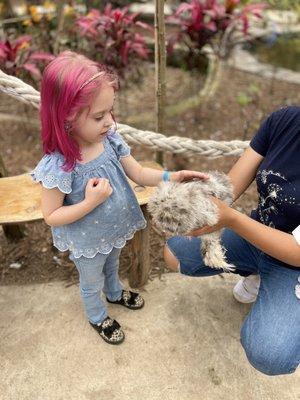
[75,4,152,79]
[167,0,267,66]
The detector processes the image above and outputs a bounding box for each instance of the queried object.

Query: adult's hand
[187,197,234,236]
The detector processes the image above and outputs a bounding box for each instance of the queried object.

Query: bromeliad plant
[75,4,151,79]
[168,0,267,59]
[0,35,54,82]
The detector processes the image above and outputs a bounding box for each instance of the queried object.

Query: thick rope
[0,69,249,157]
[0,70,40,109]
[118,125,248,157]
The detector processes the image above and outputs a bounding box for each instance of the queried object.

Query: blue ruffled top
[30,132,146,258]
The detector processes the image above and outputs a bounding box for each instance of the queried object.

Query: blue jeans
[70,248,123,325]
[167,228,300,376]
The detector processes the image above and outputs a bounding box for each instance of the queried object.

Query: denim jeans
[70,247,123,325]
[167,228,300,376]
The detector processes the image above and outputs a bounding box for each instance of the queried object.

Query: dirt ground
[1,273,299,400]
[1,65,300,287]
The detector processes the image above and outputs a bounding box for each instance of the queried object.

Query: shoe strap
[123,290,139,306]
[102,319,121,337]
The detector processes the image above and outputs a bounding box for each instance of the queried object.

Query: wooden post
[53,1,65,55]
[0,154,24,240]
[155,0,166,165]
[128,205,151,288]
[0,154,8,177]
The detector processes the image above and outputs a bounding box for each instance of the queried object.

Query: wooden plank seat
[0,161,163,287]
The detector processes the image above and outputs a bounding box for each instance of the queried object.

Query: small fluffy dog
[148,171,235,272]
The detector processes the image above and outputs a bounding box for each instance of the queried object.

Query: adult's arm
[227,147,264,203]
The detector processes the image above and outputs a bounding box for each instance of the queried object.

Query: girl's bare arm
[120,155,209,186]
[41,187,92,227]
[41,178,112,227]
[121,147,263,193]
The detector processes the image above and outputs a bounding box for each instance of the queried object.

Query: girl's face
[73,82,115,146]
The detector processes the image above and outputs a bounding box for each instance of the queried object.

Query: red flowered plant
[168,0,267,58]
[0,35,54,80]
[75,4,152,78]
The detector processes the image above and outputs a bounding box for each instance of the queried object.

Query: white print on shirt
[295,276,300,300]
[256,169,298,228]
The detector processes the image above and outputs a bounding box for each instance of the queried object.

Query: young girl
[31,51,208,345]
[164,106,300,375]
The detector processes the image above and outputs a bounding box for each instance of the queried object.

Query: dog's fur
[148,171,235,271]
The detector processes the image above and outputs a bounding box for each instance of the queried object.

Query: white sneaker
[233,274,260,303]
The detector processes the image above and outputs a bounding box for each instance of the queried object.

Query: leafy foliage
[168,0,267,58]
[0,35,54,79]
[75,4,152,78]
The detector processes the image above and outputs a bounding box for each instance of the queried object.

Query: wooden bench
[0,161,163,287]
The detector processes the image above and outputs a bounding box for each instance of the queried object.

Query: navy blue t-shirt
[250,106,300,268]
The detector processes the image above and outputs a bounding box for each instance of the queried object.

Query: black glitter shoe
[106,290,145,310]
[89,316,125,345]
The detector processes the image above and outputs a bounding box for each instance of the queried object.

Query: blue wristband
[162,170,170,182]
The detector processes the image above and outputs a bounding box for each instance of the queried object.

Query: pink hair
[40,51,119,171]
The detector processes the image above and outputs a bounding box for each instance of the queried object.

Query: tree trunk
[155,0,166,165]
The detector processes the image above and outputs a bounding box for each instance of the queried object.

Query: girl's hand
[170,170,210,182]
[187,197,234,236]
[84,178,113,209]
